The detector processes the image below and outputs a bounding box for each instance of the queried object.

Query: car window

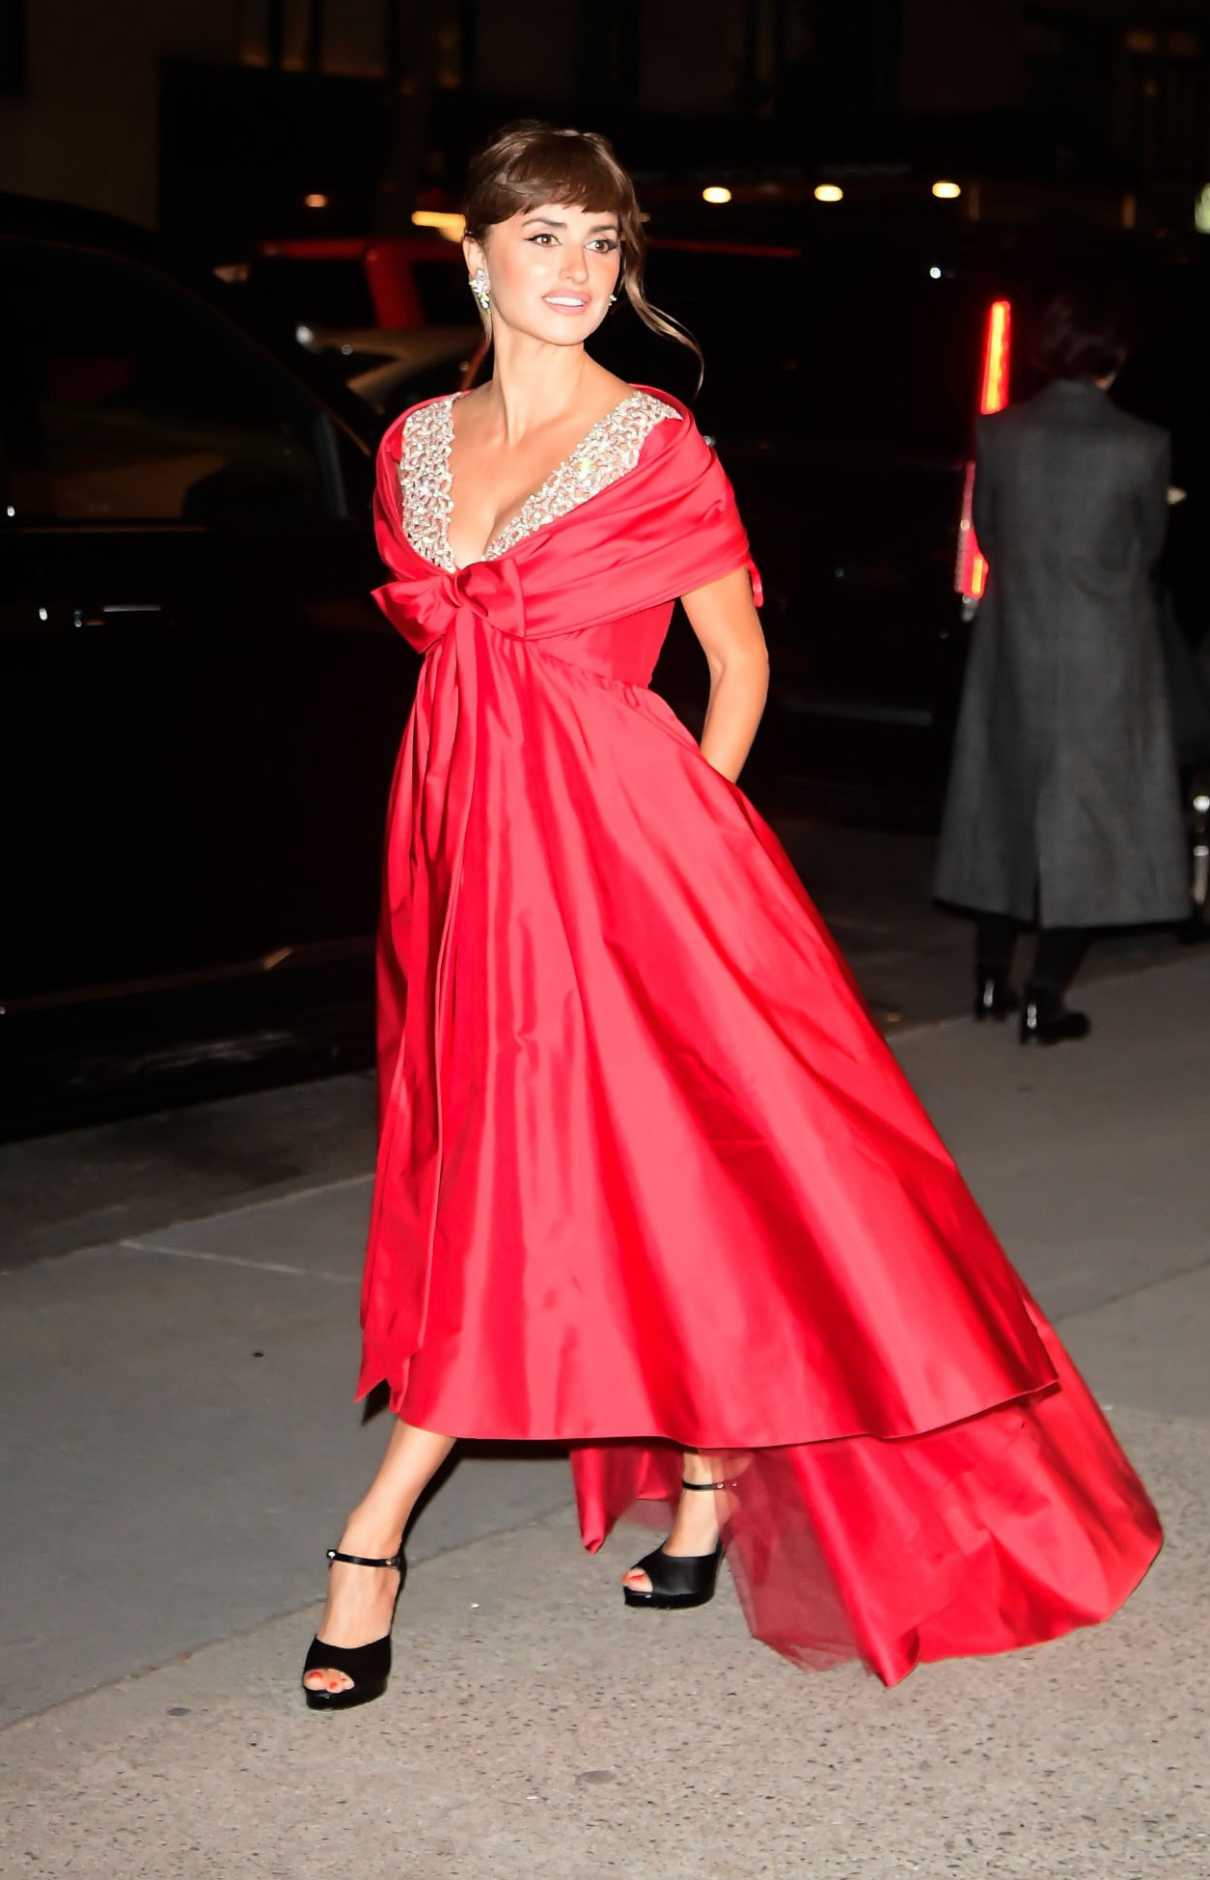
[0,244,328,528]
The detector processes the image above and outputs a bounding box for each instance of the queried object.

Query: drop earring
[469,268,491,312]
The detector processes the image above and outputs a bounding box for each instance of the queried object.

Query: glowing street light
[931,180,962,200]
[303,193,329,210]
[412,209,467,240]
[814,184,844,203]
[702,186,732,205]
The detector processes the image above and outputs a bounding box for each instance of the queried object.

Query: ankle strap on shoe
[680,1478,731,1492]
[326,1545,403,1570]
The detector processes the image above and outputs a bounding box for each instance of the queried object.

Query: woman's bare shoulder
[591,364,634,404]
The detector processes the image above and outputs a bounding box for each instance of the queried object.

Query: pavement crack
[1054,1251,1210,1325]
[117,1239,358,1283]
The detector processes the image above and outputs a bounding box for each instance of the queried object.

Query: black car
[0,195,422,1133]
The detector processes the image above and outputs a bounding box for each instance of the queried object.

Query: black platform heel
[622,1478,727,1611]
[301,1541,403,1711]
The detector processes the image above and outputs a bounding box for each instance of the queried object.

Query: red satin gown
[357,384,1161,1685]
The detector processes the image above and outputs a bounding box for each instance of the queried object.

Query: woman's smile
[542,291,591,314]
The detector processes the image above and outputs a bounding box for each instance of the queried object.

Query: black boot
[973,968,1019,1022]
[1019,984,1091,1046]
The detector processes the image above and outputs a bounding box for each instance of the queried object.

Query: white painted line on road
[128,1169,375,1238]
[118,1238,359,1284]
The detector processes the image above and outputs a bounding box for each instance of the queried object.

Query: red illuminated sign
[955,299,1012,600]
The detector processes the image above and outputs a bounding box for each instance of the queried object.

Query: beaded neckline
[398,389,680,573]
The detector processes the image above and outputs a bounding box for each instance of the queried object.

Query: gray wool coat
[934,378,1189,928]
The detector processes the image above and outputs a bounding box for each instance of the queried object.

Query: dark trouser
[975,913,1090,996]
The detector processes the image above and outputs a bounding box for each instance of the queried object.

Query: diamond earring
[469,268,491,312]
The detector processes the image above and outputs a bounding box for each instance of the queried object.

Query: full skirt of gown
[356,387,1162,1686]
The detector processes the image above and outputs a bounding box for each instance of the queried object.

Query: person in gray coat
[934,286,1189,1044]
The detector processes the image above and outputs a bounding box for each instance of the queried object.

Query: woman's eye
[525,233,617,251]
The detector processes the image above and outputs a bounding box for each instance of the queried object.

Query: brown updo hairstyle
[462,119,703,389]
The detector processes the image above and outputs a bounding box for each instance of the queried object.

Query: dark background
[3,2,1208,245]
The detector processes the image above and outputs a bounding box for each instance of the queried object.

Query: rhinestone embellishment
[398,397,456,573]
[398,390,680,572]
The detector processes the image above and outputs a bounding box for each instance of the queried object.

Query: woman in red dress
[302,123,1160,1709]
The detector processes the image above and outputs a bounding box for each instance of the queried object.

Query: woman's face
[467,200,622,344]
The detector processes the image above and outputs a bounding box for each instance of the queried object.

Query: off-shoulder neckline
[396,386,683,573]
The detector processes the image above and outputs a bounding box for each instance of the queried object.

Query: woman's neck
[478,329,603,441]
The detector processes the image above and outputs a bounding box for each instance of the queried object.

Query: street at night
[3,1,1210,1874]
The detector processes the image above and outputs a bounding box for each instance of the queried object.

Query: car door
[0,237,410,1010]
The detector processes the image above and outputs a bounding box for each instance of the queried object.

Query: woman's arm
[680,565,770,784]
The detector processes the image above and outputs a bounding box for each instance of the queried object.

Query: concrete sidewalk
[3,956,1209,1876]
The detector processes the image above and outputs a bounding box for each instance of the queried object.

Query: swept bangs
[464,125,632,236]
